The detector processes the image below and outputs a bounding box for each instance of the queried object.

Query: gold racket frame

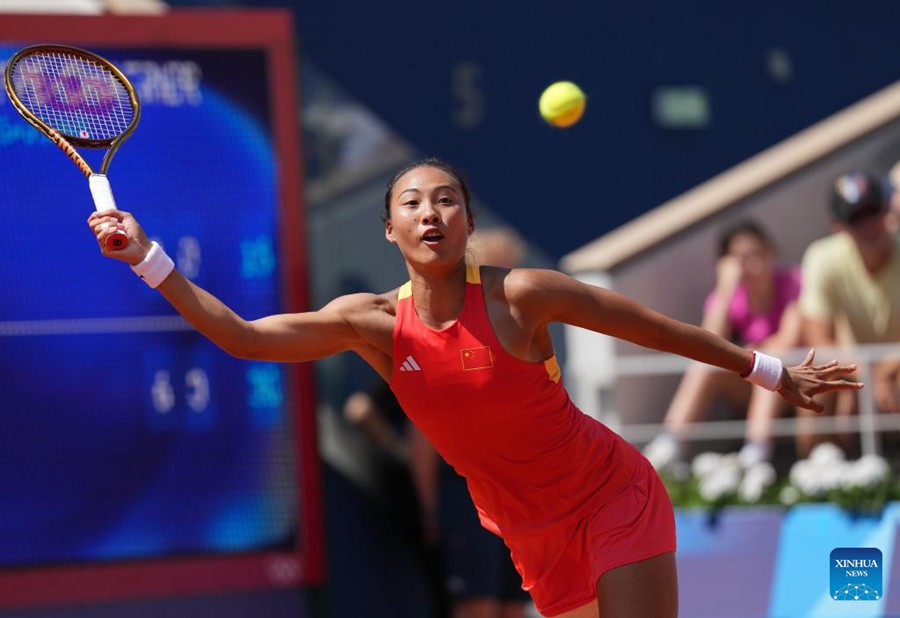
[3,44,141,177]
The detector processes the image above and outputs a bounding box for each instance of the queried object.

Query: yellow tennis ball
[539,81,586,128]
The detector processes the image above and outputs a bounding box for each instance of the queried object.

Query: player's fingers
[97,226,127,250]
[91,217,121,235]
[801,348,816,367]
[100,221,126,234]
[817,364,858,380]
[810,360,839,371]
[87,209,126,224]
[813,379,865,394]
[91,213,121,224]
[97,227,114,248]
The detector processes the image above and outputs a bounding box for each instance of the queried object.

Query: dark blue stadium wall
[233,0,900,258]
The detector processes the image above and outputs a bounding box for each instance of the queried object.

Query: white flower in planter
[840,462,865,490]
[841,455,890,489]
[739,462,776,503]
[819,461,846,493]
[789,459,814,492]
[809,442,846,465]
[790,459,830,497]
[691,452,723,479]
[790,448,856,497]
[699,464,742,502]
[779,485,800,506]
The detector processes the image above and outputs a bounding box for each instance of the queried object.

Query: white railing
[610,342,900,457]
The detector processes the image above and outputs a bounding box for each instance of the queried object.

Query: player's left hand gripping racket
[4,44,140,250]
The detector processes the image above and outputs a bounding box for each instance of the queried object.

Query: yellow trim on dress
[466,263,481,284]
[398,281,412,300]
[544,356,561,383]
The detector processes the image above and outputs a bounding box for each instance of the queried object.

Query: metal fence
[612,342,900,457]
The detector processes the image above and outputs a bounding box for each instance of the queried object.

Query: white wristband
[131,241,175,288]
[742,351,783,391]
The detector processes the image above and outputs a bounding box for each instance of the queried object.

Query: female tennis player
[88,158,861,618]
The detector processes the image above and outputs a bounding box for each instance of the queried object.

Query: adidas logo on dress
[400,355,421,372]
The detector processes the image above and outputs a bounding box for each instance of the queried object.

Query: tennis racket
[4,44,140,250]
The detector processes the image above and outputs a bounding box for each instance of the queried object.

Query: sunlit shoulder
[482,266,590,323]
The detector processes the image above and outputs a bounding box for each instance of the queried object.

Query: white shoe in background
[737,440,771,469]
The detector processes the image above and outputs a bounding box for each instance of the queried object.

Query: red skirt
[506,458,676,616]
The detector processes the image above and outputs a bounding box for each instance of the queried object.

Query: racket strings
[11,51,134,142]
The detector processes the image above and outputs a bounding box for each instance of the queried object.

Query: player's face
[385,166,473,265]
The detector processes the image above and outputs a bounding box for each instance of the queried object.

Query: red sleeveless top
[390,265,642,539]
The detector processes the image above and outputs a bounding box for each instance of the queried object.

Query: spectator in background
[643,220,802,470]
[410,226,532,618]
[466,227,526,270]
[343,380,450,618]
[797,170,900,457]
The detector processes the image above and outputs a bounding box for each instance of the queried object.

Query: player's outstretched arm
[87,209,367,363]
[506,268,862,412]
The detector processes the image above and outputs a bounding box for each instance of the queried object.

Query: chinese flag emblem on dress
[461,346,493,370]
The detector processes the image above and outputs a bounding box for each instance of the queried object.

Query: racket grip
[89,174,128,251]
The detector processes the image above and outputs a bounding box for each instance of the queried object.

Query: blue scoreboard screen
[0,11,322,608]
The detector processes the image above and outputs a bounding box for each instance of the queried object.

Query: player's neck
[406,261,468,329]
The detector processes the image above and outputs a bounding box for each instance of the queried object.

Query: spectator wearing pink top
[644,220,803,470]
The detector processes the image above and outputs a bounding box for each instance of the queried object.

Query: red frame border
[0,9,324,609]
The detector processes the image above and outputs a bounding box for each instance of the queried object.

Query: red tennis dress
[390,265,675,616]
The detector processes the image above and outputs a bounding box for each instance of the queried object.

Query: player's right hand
[778,349,863,413]
[87,209,152,266]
